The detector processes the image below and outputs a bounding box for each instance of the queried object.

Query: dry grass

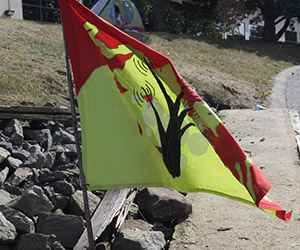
[1,18,300,109]
[130,32,300,109]
[0,18,68,106]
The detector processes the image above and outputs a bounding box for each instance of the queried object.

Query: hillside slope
[1,18,300,109]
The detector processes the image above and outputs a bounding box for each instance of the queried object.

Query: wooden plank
[0,106,79,115]
[0,106,79,123]
[74,189,133,250]
[115,190,137,229]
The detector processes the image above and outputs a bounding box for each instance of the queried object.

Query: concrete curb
[289,109,300,158]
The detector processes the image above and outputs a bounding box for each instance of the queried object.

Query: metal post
[62,31,95,250]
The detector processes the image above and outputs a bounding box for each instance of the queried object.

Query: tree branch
[275,17,292,41]
[275,16,286,25]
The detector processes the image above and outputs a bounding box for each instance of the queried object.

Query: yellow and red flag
[59,0,291,221]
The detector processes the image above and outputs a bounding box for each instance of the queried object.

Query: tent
[90,0,145,32]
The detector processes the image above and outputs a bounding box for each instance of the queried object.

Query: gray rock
[152,222,173,239]
[42,185,55,200]
[2,183,22,196]
[52,126,75,145]
[11,149,31,162]
[0,147,10,165]
[121,219,153,231]
[0,142,13,153]
[0,132,9,142]
[68,176,81,190]
[23,147,46,169]
[54,152,71,166]
[135,188,192,222]
[44,151,56,169]
[113,228,166,250]
[0,189,14,206]
[0,205,35,234]
[63,144,77,159]
[14,233,65,250]
[51,180,75,196]
[0,211,17,244]
[23,128,52,151]
[0,167,9,186]
[69,190,100,217]
[9,185,54,217]
[51,144,65,154]
[6,156,23,169]
[37,212,85,249]
[38,170,68,184]
[29,119,55,130]
[2,119,24,146]
[0,245,10,250]
[9,167,33,186]
[52,194,70,211]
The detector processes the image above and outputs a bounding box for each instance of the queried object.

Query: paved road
[286,67,300,115]
[169,66,300,250]
[270,65,300,111]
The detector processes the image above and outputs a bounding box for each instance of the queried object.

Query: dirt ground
[169,108,300,250]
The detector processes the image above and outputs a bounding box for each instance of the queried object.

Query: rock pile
[0,115,192,250]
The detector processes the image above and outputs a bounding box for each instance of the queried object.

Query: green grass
[1,18,300,109]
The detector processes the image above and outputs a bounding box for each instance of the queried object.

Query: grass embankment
[1,18,300,109]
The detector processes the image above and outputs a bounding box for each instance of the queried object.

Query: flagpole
[62,31,95,250]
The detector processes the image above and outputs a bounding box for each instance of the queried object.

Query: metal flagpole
[62,31,95,250]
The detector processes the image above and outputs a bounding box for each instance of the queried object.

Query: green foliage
[135,0,229,37]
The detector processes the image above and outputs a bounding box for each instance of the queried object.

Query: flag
[59,0,292,221]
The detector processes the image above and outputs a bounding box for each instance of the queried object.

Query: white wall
[0,0,23,19]
[241,12,299,42]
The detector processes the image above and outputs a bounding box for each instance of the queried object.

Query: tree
[217,0,300,42]
[153,0,163,31]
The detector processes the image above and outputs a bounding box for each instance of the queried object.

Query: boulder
[54,152,71,166]
[52,194,70,211]
[52,126,75,145]
[121,219,153,231]
[23,146,46,169]
[2,119,24,146]
[2,183,22,196]
[44,151,56,169]
[6,156,23,170]
[0,167,9,186]
[29,120,55,130]
[0,211,17,244]
[38,170,68,184]
[37,212,85,249]
[0,205,35,234]
[0,142,13,153]
[0,147,10,165]
[11,149,31,163]
[0,189,14,206]
[9,167,33,186]
[63,144,77,159]
[50,180,75,196]
[113,228,166,250]
[135,188,192,222]
[42,185,56,200]
[14,233,65,250]
[0,132,9,142]
[9,185,54,217]
[67,176,81,190]
[69,190,100,217]
[23,128,52,151]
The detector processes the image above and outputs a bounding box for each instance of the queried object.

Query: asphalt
[169,66,300,249]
